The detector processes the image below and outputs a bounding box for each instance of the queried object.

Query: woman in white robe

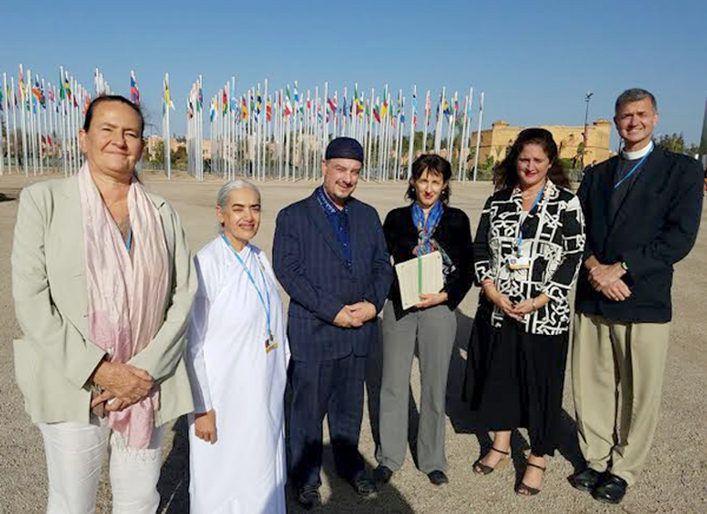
[186,180,290,514]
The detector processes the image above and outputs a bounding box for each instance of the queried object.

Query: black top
[576,146,704,323]
[609,156,644,221]
[383,204,474,320]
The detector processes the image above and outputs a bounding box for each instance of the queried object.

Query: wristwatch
[620,261,629,272]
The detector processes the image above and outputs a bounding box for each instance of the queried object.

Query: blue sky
[2,0,705,146]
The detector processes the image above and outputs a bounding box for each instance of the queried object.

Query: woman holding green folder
[374,154,474,487]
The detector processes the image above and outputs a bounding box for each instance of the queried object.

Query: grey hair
[216,179,261,209]
[615,88,657,114]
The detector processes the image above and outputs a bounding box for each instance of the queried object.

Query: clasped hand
[333,301,377,328]
[586,256,631,302]
[91,360,154,413]
[484,282,549,322]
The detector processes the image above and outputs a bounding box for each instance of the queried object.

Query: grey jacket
[11,176,196,426]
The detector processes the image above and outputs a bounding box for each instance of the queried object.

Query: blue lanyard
[125,227,133,252]
[614,147,652,189]
[517,185,545,253]
[220,234,273,338]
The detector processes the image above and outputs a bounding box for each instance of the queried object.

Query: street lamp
[582,91,593,167]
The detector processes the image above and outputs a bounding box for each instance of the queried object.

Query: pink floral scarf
[79,163,169,449]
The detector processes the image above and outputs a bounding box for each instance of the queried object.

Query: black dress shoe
[569,468,604,492]
[427,470,449,486]
[350,472,377,497]
[591,473,628,504]
[374,465,394,485]
[296,485,321,510]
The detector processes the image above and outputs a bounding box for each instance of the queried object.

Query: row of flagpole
[0,65,487,182]
[204,80,486,182]
[0,64,94,177]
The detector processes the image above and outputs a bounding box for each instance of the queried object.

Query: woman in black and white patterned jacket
[464,128,585,496]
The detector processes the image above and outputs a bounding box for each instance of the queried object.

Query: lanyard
[125,227,133,252]
[517,185,545,254]
[221,234,273,338]
[614,147,652,189]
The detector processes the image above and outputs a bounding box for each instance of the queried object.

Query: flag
[285,86,293,116]
[210,98,216,122]
[65,75,72,101]
[197,83,203,112]
[0,87,3,111]
[222,87,228,114]
[293,83,300,113]
[242,97,248,120]
[266,97,272,122]
[163,76,175,110]
[412,89,418,127]
[130,71,140,106]
[373,100,381,123]
[327,95,337,114]
[32,78,42,102]
[425,93,431,118]
[18,64,25,96]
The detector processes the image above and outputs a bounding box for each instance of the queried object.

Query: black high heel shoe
[472,446,510,475]
[515,461,546,496]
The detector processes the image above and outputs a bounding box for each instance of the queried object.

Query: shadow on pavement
[158,416,190,514]
[287,443,415,514]
[159,393,416,514]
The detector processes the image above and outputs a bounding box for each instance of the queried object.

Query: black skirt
[464,300,569,456]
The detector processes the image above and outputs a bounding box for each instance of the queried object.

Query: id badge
[508,255,531,270]
[265,333,278,354]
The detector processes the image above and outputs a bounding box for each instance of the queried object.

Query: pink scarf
[79,163,169,449]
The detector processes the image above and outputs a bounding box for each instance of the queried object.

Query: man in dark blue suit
[273,137,393,509]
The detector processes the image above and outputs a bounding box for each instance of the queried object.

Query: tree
[148,140,165,165]
[656,133,685,154]
[171,146,188,168]
[685,143,700,158]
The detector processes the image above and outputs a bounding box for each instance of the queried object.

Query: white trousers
[38,418,165,514]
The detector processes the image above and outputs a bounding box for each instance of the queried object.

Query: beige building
[145,135,211,160]
[470,119,613,167]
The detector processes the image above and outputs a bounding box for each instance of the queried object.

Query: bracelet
[532,298,536,311]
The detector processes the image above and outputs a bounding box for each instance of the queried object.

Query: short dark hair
[83,95,145,137]
[405,154,452,204]
[493,128,571,191]
[615,88,657,114]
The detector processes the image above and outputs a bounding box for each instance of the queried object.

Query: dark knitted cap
[325,137,364,163]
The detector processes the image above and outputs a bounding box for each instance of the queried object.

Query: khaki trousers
[572,312,671,486]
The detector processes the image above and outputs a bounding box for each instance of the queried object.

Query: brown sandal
[515,461,546,496]
[473,446,510,475]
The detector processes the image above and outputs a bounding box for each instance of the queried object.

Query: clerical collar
[622,140,654,161]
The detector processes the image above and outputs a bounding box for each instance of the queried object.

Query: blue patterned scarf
[412,201,444,256]
[411,201,456,283]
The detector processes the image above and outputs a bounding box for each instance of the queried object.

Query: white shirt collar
[621,140,654,160]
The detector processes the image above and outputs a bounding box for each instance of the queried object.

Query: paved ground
[0,169,705,513]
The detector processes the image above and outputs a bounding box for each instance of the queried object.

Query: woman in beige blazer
[11,95,196,514]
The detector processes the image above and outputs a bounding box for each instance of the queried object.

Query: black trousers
[288,353,366,488]
[468,314,569,457]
